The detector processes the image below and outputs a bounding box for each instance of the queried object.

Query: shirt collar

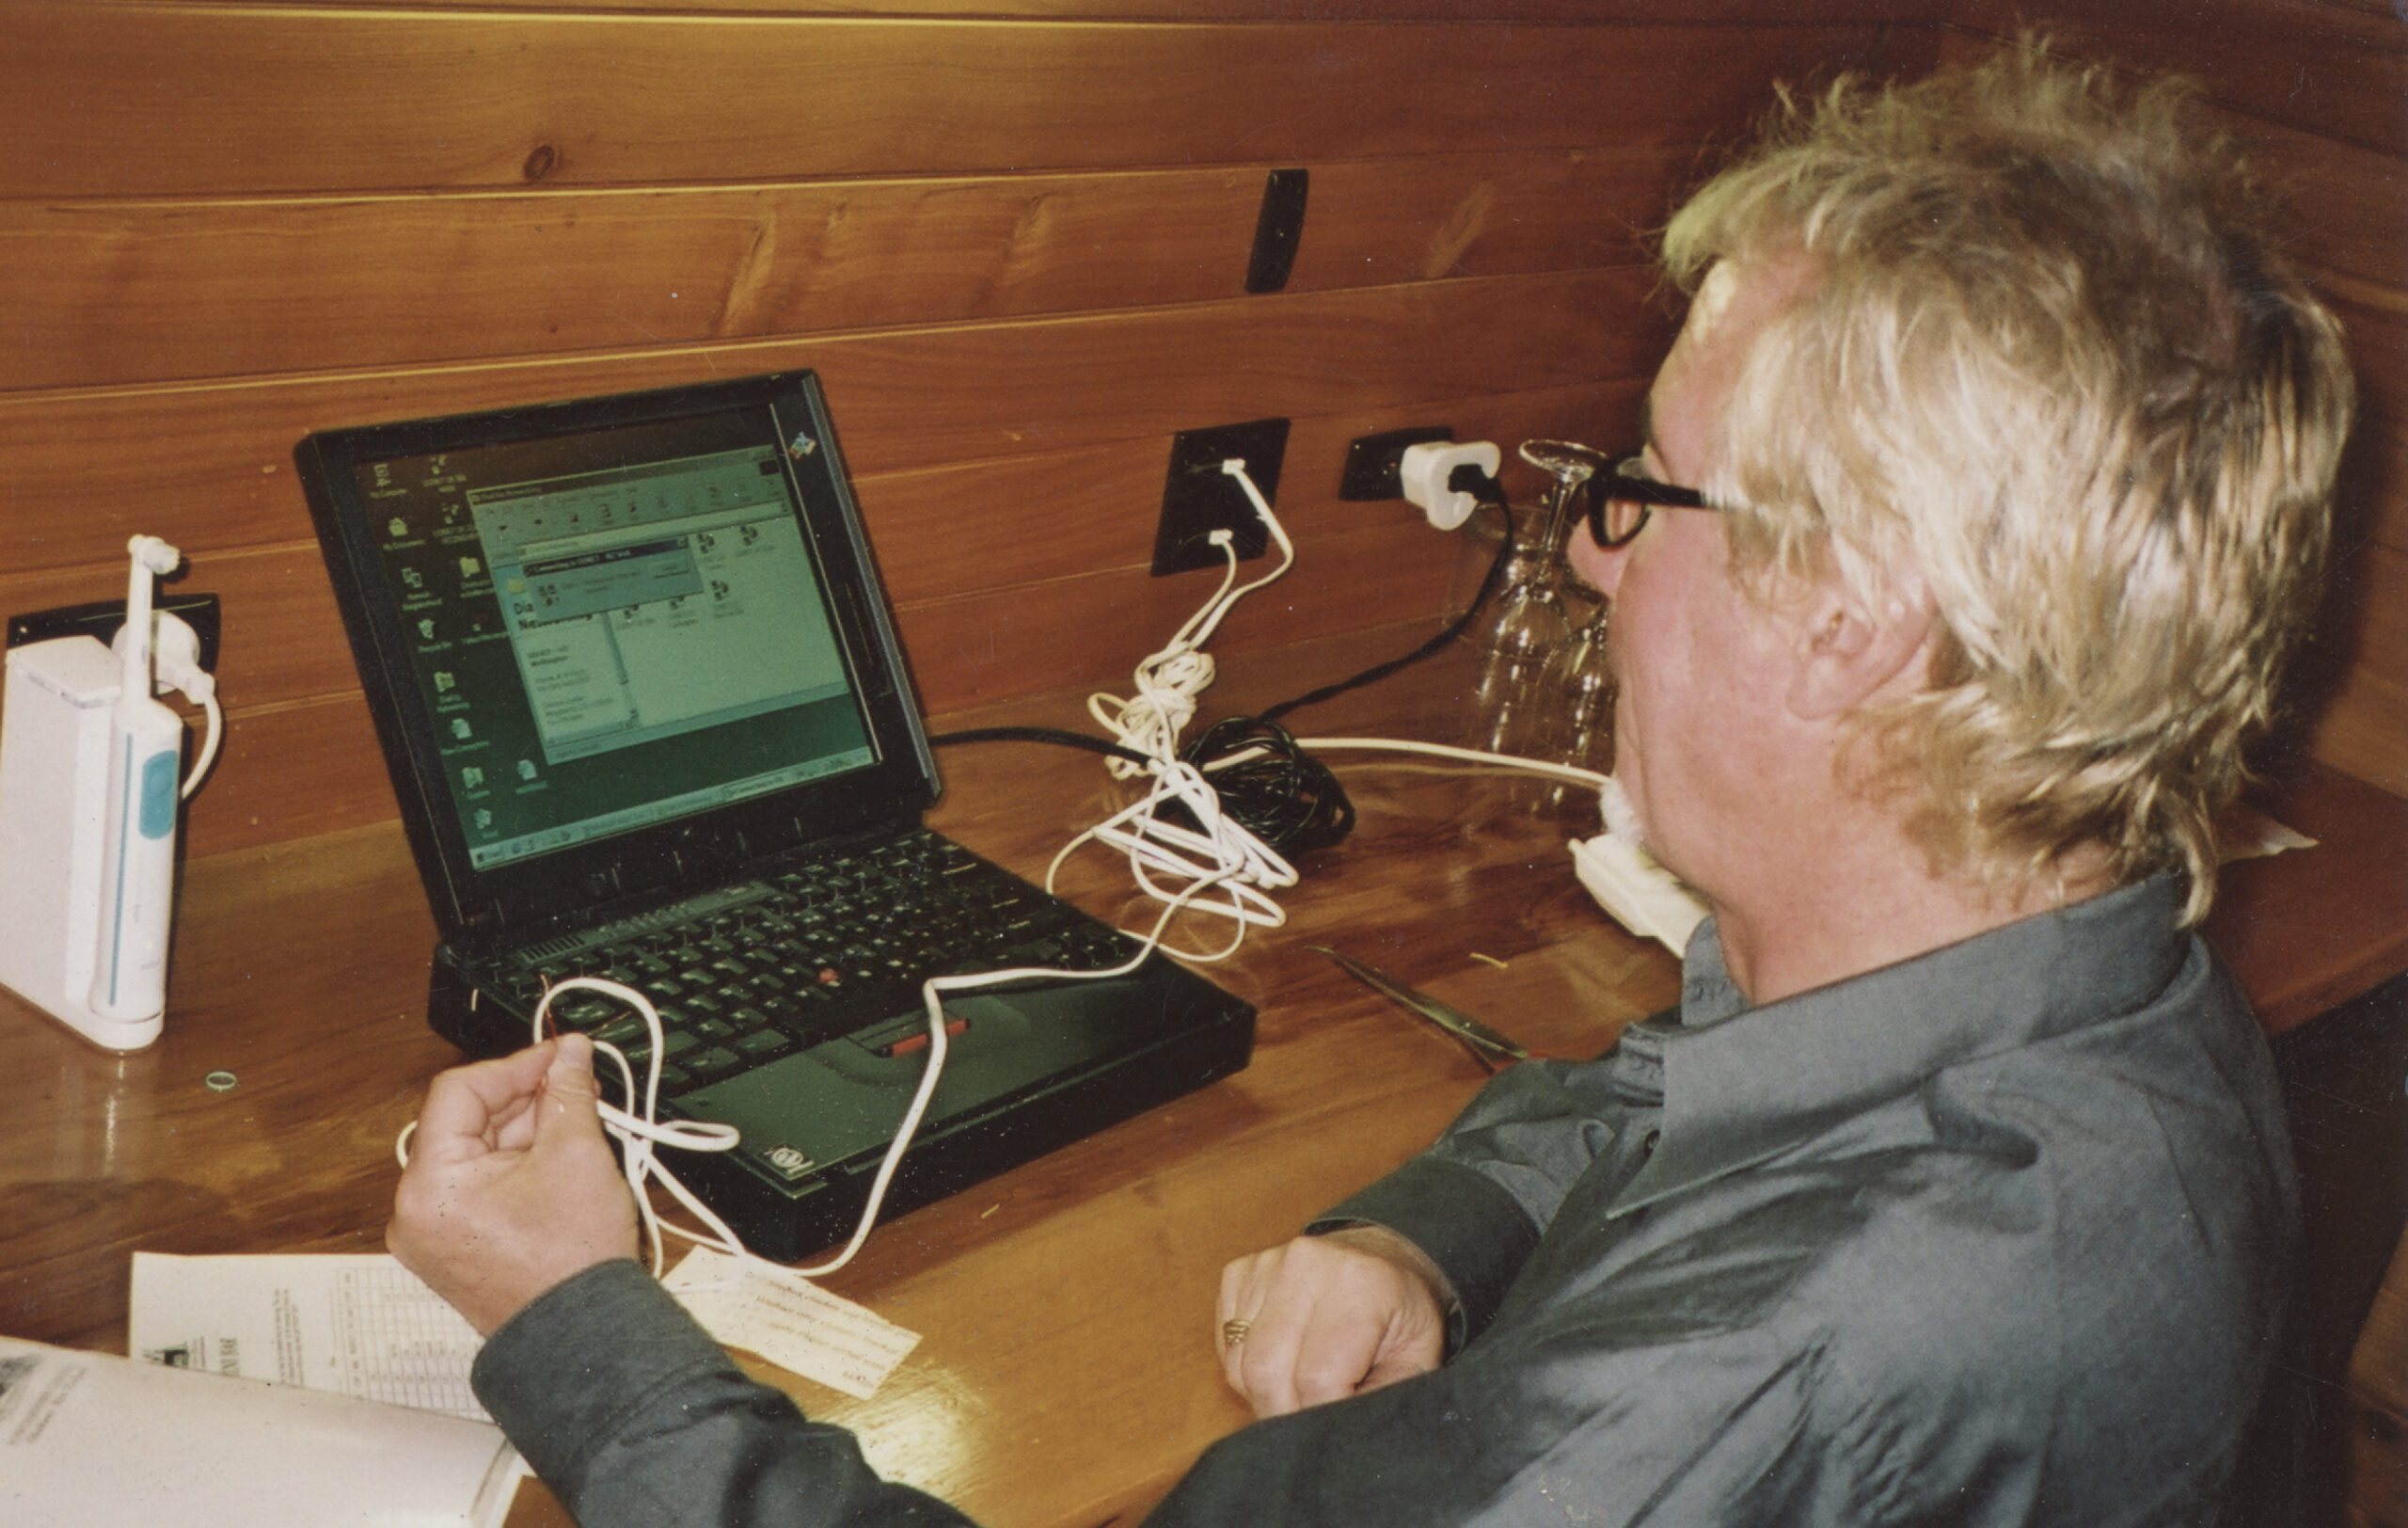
[1606,874,2191,1218]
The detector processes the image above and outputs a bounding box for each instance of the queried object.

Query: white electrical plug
[1399,440,1503,530]
[112,608,221,799]
[114,610,214,705]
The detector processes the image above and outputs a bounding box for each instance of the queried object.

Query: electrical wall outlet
[1151,419,1290,576]
[1339,426,1455,501]
[7,593,222,670]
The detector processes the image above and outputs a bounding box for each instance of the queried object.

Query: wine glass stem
[1530,480,1576,572]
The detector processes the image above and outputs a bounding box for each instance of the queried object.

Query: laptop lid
[297,372,940,943]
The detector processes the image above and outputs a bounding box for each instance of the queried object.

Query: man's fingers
[1231,1302,1312,1418]
[534,1036,606,1133]
[408,1042,560,1165]
[1287,1315,1384,1409]
[1216,1253,1265,1395]
[1215,1234,1448,1419]
[1218,1241,1374,1418]
[1218,1249,1300,1411]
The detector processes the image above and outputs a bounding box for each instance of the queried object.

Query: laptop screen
[300,372,938,936]
[353,417,873,870]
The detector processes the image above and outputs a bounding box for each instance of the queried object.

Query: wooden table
[3,627,2400,1527]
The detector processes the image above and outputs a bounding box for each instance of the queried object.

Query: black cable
[1259,477,1516,724]
[1179,714,1356,854]
[925,725,1153,769]
[1174,477,1520,853]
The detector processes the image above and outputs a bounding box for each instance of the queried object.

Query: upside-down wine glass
[1468,439,1610,757]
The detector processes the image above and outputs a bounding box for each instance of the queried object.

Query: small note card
[663,1248,920,1399]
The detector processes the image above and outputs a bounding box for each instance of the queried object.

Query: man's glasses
[1584,454,1717,548]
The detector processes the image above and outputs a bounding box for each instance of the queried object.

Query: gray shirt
[475,874,2294,1526]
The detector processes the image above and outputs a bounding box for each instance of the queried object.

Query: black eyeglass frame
[1584,454,1716,549]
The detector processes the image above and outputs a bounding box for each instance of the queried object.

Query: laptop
[296,371,1255,1261]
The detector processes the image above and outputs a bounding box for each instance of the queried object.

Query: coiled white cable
[393,977,750,1278]
[1068,461,1303,956]
[1086,461,1296,778]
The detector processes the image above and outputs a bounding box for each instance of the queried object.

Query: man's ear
[1785,574,1932,722]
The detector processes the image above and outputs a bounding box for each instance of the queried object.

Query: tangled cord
[1086,464,1297,781]
[1179,715,1355,855]
[1052,461,1308,957]
[384,479,1564,1277]
[943,480,1528,868]
[1162,485,1518,858]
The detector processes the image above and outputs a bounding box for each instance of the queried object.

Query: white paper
[664,1247,920,1399]
[130,1250,488,1422]
[0,1333,522,1528]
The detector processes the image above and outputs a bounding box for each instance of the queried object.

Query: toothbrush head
[128,535,182,577]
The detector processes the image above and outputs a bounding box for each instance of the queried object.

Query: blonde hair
[1661,42,2354,922]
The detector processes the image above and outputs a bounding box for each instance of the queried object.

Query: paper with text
[129,1250,488,1421]
[0,1333,521,1528]
[664,1248,920,1398]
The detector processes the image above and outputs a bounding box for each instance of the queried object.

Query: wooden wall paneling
[211,0,1952,21]
[1944,0,2408,157]
[0,413,1532,727]
[0,267,1671,570]
[2310,539,2408,798]
[161,525,1458,861]
[0,149,1690,392]
[2336,294,2408,438]
[158,521,1480,859]
[2297,284,2408,793]
[2321,293,2408,796]
[0,1,1946,863]
[2296,415,2408,792]
[2221,116,2407,297]
[867,376,1650,622]
[0,541,360,712]
[2343,417,2408,562]
[182,692,394,855]
[0,10,1910,198]
[1935,37,2405,302]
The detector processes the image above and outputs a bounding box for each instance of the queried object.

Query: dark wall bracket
[1244,168,1309,294]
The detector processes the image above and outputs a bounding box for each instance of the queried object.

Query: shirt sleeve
[471,1259,978,1528]
[1312,1027,1668,1345]
[1140,1315,1840,1528]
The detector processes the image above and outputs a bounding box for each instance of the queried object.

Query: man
[391,44,2353,1525]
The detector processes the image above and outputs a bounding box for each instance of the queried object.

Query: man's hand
[388,1034,640,1336]
[1216,1225,1450,1418]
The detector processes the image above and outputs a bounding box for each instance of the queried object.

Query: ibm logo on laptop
[763,1145,817,1181]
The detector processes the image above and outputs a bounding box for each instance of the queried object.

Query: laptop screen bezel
[296,370,940,942]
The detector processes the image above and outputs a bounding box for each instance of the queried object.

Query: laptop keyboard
[484,831,1136,1097]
